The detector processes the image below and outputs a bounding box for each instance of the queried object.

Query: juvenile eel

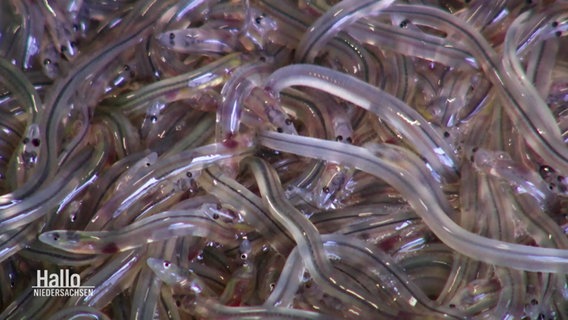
[258,130,568,273]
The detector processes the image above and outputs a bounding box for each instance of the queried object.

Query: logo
[33,269,94,297]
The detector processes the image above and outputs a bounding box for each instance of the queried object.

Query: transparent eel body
[258,130,568,273]
[0,0,567,319]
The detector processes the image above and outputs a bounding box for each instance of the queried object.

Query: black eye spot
[163,261,171,267]
[212,213,219,220]
[556,31,562,37]
[31,138,40,147]
[336,135,343,142]
[52,233,60,241]
[186,172,192,178]
[345,137,353,144]
[23,137,30,144]
[276,127,283,133]
[43,59,51,65]
[255,16,262,24]
[240,253,247,260]
[285,118,293,125]
[449,303,456,308]
[443,131,450,138]
[552,21,559,28]
[175,299,181,307]
[169,33,175,39]
[399,19,409,28]
[539,165,555,178]
[323,186,330,194]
